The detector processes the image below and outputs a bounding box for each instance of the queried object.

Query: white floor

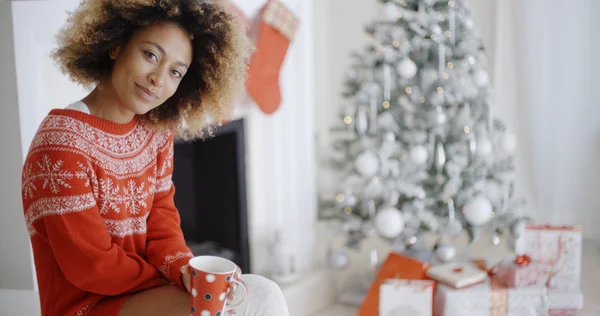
[309,222,600,316]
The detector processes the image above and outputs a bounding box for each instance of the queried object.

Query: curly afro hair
[51,0,252,140]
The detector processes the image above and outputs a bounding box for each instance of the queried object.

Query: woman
[20,0,289,315]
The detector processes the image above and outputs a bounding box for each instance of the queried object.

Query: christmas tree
[320,0,528,259]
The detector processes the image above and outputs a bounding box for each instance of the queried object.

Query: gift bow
[514,254,531,267]
[472,260,507,316]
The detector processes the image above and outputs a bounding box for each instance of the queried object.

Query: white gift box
[433,278,548,316]
[516,225,582,290]
[379,279,434,316]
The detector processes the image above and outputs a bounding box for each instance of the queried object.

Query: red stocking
[245,0,299,114]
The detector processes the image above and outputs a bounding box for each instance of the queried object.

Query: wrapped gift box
[359,252,430,316]
[433,278,548,316]
[516,224,582,290]
[379,279,434,316]
[548,288,584,314]
[495,255,549,288]
[426,262,488,289]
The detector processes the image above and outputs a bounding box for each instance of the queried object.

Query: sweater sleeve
[146,133,193,289]
[22,150,163,296]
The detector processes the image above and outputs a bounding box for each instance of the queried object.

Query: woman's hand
[179,264,241,298]
[180,264,191,293]
[227,265,243,301]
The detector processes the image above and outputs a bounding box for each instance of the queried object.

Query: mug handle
[224,279,248,311]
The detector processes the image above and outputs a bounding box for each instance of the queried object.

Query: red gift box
[495,254,549,288]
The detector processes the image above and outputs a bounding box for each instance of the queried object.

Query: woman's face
[108,22,193,115]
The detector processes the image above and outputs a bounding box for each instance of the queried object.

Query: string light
[336,194,345,203]
[431,34,438,41]
[344,207,352,215]
[419,96,425,103]
[406,87,413,94]
[343,116,352,124]
[402,37,409,44]
[443,73,450,79]
[447,62,454,69]
[490,211,496,218]
[400,0,407,7]
[393,40,400,47]
[378,45,386,52]
[372,176,379,183]
[396,12,403,19]
[464,126,470,134]
[448,1,455,7]
[445,31,452,37]
[383,101,390,109]
[437,87,444,94]
[439,15,446,22]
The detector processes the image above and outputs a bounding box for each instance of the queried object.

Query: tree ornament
[355,150,379,177]
[476,138,493,158]
[397,58,417,79]
[432,135,447,173]
[374,207,405,239]
[327,249,349,269]
[491,231,501,246]
[385,131,396,143]
[355,106,369,136]
[463,196,493,226]
[383,2,401,21]
[473,69,489,87]
[435,241,456,262]
[410,145,429,165]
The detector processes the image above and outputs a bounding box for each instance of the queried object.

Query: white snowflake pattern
[37,154,82,194]
[123,180,148,215]
[147,176,157,194]
[158,145,174,177]
[22,163,37,199]
[98,178,123,214]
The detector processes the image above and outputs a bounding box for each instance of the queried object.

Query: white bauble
[409,146,429,165]
[464,18,474,29]
[473,69,489,87]
[463,196,493,226]
[435,242,456,262]
[355,151,379,177]
[485,181,502,201]
[477,138,493,158]
[431,24,442,35]
[327,250,349,269]
[383,2,401,21]
[397,58,417,79]
[374,207,405,239]
[500,133,517,154]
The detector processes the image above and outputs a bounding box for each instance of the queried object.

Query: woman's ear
[108,47,121,60]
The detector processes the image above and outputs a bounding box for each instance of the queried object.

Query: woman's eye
[172,70,182,78]
[144,51,158,62]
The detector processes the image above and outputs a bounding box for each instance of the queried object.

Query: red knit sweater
[21,109,193,316]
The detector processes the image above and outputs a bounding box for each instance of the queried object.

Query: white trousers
[232,275,289,316]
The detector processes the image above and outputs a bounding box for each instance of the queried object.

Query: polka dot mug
[188,256,248,316]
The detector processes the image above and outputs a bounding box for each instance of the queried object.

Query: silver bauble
[435,242,456,262]
[328,250,349,269]
[491,232,501,246]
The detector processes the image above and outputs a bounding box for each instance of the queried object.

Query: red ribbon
[514,254,531,267]
[472,260,507,316]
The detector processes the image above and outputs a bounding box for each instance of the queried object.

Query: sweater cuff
[164,252,194,289]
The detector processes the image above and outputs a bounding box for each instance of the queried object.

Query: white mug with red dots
[188,256,248,316]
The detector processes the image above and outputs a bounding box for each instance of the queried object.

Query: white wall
[0,1,35,290]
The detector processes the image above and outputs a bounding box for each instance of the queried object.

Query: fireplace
[172,119,251,273]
